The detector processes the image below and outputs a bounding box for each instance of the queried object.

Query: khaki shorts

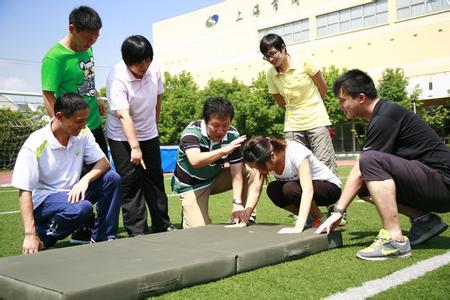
[285,126,337,174]
[180,165,259,228]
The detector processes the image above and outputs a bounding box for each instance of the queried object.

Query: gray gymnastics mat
[0,224,342,299]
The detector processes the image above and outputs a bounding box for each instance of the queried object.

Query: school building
[153,0,450,105]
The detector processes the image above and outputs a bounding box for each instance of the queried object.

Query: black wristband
[328,203,346,215]
[232,199,242,205]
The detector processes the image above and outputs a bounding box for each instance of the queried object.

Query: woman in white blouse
[241,136,341,234]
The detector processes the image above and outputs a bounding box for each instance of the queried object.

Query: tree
[378,68,449,139]
[422,105,449,139]
[200,74,284,137]
[99,86,106,97]
[246,72,284,136]
[322,65,346,127]
[159,71,200,145]
[198,77,248,115]
[378,68,409,107]
[157,67,448,146]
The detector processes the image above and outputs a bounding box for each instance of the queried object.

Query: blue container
[108,146,178,173]
[160,145,178,173]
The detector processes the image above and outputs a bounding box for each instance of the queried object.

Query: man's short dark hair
[260,33,285,55]
[121,35,154,65]
[333,69,378,99]
[202,97,234,122]
[54,93,88,117]
[69,6,102,31]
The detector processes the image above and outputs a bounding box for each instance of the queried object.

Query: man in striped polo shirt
[172,97,262,228]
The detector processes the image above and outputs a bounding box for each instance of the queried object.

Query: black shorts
[359,150,450,213]
[267,180,341,208]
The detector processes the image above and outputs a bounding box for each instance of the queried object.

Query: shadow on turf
[51,224,184,249]
[409,235,450,250]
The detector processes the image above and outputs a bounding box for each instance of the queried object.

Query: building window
[317,0,388,37]
[258,18,309,44]
[397,0,450,19]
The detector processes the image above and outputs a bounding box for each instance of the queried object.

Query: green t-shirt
[41,43,102,129]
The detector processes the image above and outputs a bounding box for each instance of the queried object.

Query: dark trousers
[80,125,109,182]
[359,150,450,213]
[266,180,341,209]
[91,125,109,157]
[34,169,122,246]
[109,137,171,236]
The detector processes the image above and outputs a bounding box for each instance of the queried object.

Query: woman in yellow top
[260,33,337,174]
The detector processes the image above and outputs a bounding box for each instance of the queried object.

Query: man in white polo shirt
[106,35,174,235]
[12,93,122,254]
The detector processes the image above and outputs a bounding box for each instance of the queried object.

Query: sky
[0,0,222,102]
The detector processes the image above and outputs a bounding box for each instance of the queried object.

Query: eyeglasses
[263,50,280,61]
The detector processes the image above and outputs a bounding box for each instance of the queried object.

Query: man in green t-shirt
[41,5,107,156]
[41,6,108,244]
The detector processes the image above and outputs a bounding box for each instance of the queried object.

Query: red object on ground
[328,127,336,138]
[336,160,357,167]
[0,172,13,186]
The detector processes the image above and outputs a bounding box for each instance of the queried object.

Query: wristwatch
[232,198,242,205]
[328,203,346,215]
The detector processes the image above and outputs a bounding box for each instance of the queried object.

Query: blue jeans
[34,169,122,246]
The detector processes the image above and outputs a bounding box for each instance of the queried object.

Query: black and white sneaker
[71,213,94,244]
[409,213,448,246]
[70,225,92,244]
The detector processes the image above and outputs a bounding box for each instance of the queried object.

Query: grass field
[0,166,449,299]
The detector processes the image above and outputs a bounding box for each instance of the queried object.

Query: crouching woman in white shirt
[241,136,341,233]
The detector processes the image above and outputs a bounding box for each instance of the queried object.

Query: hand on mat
[225,222,247,228]
[226,206,250,228]
[314,213,342,235]
[278,226,303,234]
[23,234,41,254]
[68,178,89,203]
[231,204,249,225]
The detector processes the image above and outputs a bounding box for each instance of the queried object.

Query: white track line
[0,210,20,215]
[324,251,450,300]
[0,189,17,193]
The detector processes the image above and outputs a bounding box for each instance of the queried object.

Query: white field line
[0,189,17,193]
[1,198,183,215]
[0,191,240,214]
[0,210,20,215]
[324,251,450,300]
[0,178,344,212]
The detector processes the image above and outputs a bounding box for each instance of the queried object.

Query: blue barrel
[160,145,178,173]
[108,146,178,173]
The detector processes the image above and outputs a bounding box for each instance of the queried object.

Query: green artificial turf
[0,166,449,299]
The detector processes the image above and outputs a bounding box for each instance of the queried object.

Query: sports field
[0,166,449,299]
